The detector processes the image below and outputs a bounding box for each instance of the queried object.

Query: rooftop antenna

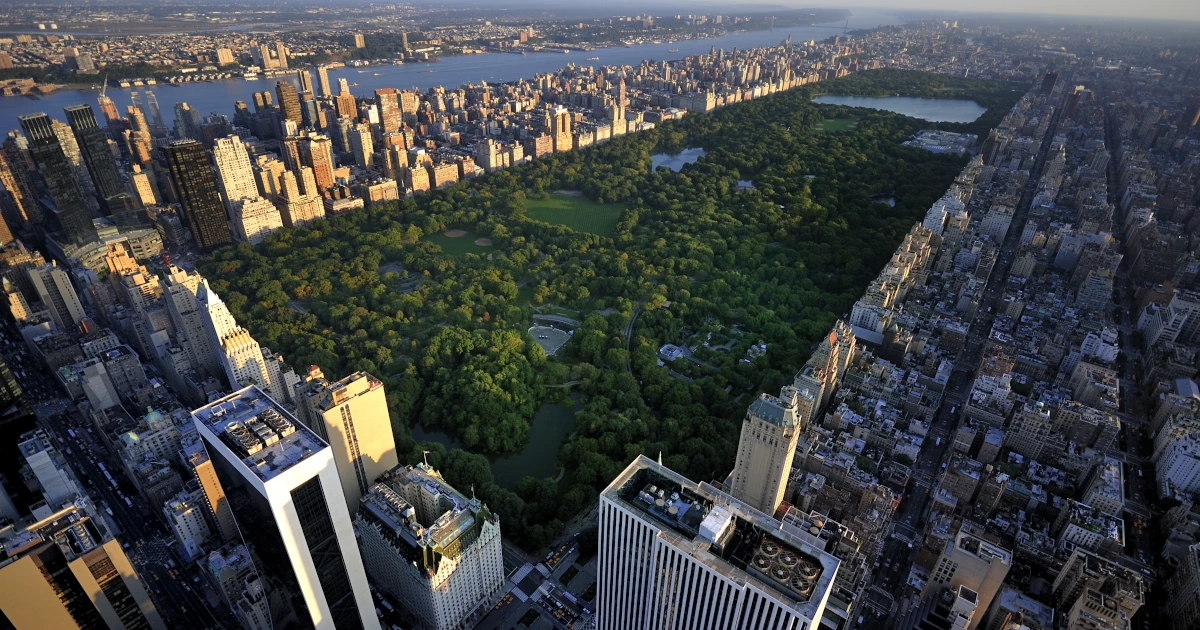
[422,449,430,467]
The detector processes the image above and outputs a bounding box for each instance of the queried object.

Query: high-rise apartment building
[374,88,401,133]
[0,501,166,630]
[18,112,98,245]
[276,168,325,227]
[216,47,236,65]
[182,435,239,543]
[350,123,374,168]
[213,135,261,207]
[297,68,314,95]
[274,41,288,70]
[357,464,504,630]
[728,387,803,515]
[598,456,840,630]
[232,196,283,245]
[316,65,332,98]
[28,261,86,332]
[126,105,154,166]
[294,368,399,512]
[191,386,381,630]
[301,135,336,193]
[353,33,366,48]
[920,521,1012,630]
[276,81,302,126]
[164,140,233,251]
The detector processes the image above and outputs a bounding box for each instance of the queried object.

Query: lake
[0,10,903,128]
[411,394,579,489]
[651,147,706,172]
[812,95,988,123]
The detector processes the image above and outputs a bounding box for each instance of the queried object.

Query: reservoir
[0,10,902,127]
[812,95,987,123]
[411,394,579,489]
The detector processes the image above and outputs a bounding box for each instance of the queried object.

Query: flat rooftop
[605,456,839,620]
[192,386,326,483]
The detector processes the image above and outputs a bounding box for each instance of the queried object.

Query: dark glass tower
[164,140,232,251]
[17,113,98,246]
[63,104,123,200]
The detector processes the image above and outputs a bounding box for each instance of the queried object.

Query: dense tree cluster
[201,69,1021,551]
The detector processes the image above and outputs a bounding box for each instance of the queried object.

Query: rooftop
[191,386,325,483]
[605,456,839,620]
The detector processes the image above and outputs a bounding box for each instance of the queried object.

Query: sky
[771,0,1200,23]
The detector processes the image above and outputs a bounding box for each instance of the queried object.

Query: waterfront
[812,95,988,123]
[411,394,580,489]
[0,11,901,127]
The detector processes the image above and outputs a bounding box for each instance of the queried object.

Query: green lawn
[813,116,860,133]
[525,193,626,237]
[421,230,493,256]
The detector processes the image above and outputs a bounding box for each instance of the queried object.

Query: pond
[872,194,897,207]
[411,393,579,489]
[651,147,707,172]
[812,95,988,123]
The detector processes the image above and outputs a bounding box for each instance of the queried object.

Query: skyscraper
[164,140,233,251]
[356,464,504,630]
[28,261,86,333]
[0,144,37,228]
[0,500,167,630]
[297,67,314,95]
[126,105,154,166]
[276,81,302,127]
[316,65,332,98]
[728,386,804,515]
[212,135,260,207]
[162,265,220,376]
[276,168,325,227]
[18,112,98,245]
[275,41,288,70]
[63,104,125,203]
[375,88,401,133]
[295,369,399,513]
[349,123,374,168]
[598,456,840,630]
[231,196,283,245]
[196,279,285,401]
[190,386,381,630]
[173,102,202,140]
[143,89,167,137]
[301,135,335,194]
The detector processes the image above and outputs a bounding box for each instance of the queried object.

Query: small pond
[411,393,579,489]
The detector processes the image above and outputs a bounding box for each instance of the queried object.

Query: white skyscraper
[191,386,381,630]
[213,136,260,207]
[598,456,839,630]
[197,279,285,401]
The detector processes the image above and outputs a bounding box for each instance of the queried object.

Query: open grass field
[813,116,860,133]
[422,229,494,256]
[525,193,627,237]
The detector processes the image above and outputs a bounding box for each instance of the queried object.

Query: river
[0,10,903,128]
[812,95,988,123]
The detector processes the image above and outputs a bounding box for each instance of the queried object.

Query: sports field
[813,117,860,133]
[525,193,627,237]
[422,229,494,256]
